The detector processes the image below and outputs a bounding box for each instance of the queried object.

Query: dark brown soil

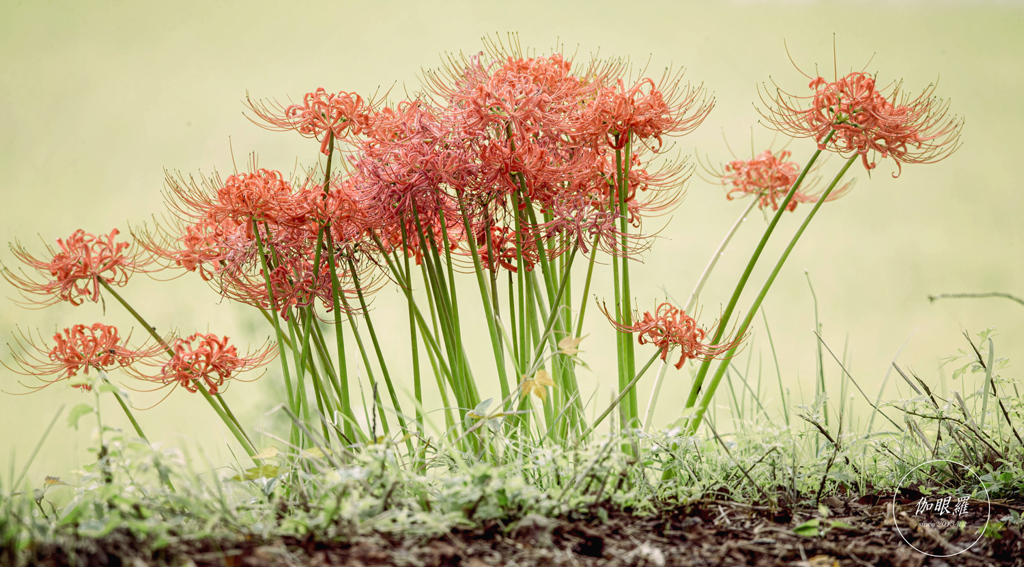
[18,494,1024,566]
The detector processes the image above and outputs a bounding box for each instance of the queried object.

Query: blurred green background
[2,0,1022,487]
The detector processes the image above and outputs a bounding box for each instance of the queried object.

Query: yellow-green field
[2,0,1022,488]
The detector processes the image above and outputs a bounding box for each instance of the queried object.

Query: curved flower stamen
[5,323,161,392]
[760,71,962,176]
[602,302,742,369]
[3,229,153,307]
[719,149,852,212]
[145,333,275,395]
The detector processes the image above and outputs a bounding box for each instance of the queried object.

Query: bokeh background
[2,0,1022,488]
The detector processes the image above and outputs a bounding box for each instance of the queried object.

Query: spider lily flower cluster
[3,40,961,462]
[717,149,852,213]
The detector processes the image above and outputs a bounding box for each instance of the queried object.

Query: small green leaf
[67,404,95,430]
[980,521,1004,539]
[231,465,280,481]
[793,518,821,537]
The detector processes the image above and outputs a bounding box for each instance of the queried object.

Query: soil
[18,493,1024,566]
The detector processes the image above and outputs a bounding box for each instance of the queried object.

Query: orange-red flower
[603,302,741,369]
[761,71,961,176]
[477,226,539,273]
[720,150,851,212]
[3,229,152,307]
[6,323,160,392]
[246,88,371,154]
[149,333,274,394]
[583,74,713,150]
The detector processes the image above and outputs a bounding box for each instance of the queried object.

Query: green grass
[2,330,1021,564]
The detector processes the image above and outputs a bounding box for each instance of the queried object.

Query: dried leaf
[558,335,586,355]
[521,370,555,401]
[534,370,554,387]
[44,476,70,487]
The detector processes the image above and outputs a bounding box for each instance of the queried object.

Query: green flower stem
[574,235,602,338]
[684,196,761,313]
[285,316,311,433]
[413,213,466,396]
[435,210,472,397]
[642,197,761,428]
[454,191,512,406]
[418,237,466,402]
[686,153,858,434]
[682,132,834,413]
[345,255,412,454]
[339,290,390,436]
[302,224,337,411]
[297,308,335,441]
[322,231,355,442]
[580,351,660,442]
[642,358,670,432]
[369,234,455,389]
[522,197,583,432]
[527,247,578,374]
[402,231,424,435]
[251,223,298,430]
[526,274,554,429]
[98,280,258,459]
[615,136,638,426]
[99,372,147,441]
[513,194,528,376]
[507,270,521,372]
[309,321,341,399]
[522,198,557,303]
[610,138,634,427]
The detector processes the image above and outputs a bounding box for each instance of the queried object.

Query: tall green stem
[686,153,857,433]
[682,133,834,413]
[98,280,259,459]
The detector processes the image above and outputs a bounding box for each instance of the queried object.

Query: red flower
[149,333,274,394]
[246,88,371,154]
[719,150,851,212]
[5,323,160,392]
[477,226,539,273]
[761,71,962,176]
[136,217,244,281]
[3,229,152,307]
[581,73,713,150]
[603,302,741,369]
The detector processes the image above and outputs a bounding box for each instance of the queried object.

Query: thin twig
[928,292,1024,308]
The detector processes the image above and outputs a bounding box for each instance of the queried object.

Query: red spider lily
[246,88,372,154]
[210,169,309,232]
[581,72,713,150]
[760,71,962,176]
[298,177,374,247]
[149,166,378,319]
[719,150,851,212]
[163,167,311,238]
[144,333,275,395]
[220,253,327,319]
[602,302,742,369]
[5,323,161,392]
[4,229,153,307]
[352,101,470,255]
[426,48,590,135]
[476,226,540,273]
[135,217,244,281]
